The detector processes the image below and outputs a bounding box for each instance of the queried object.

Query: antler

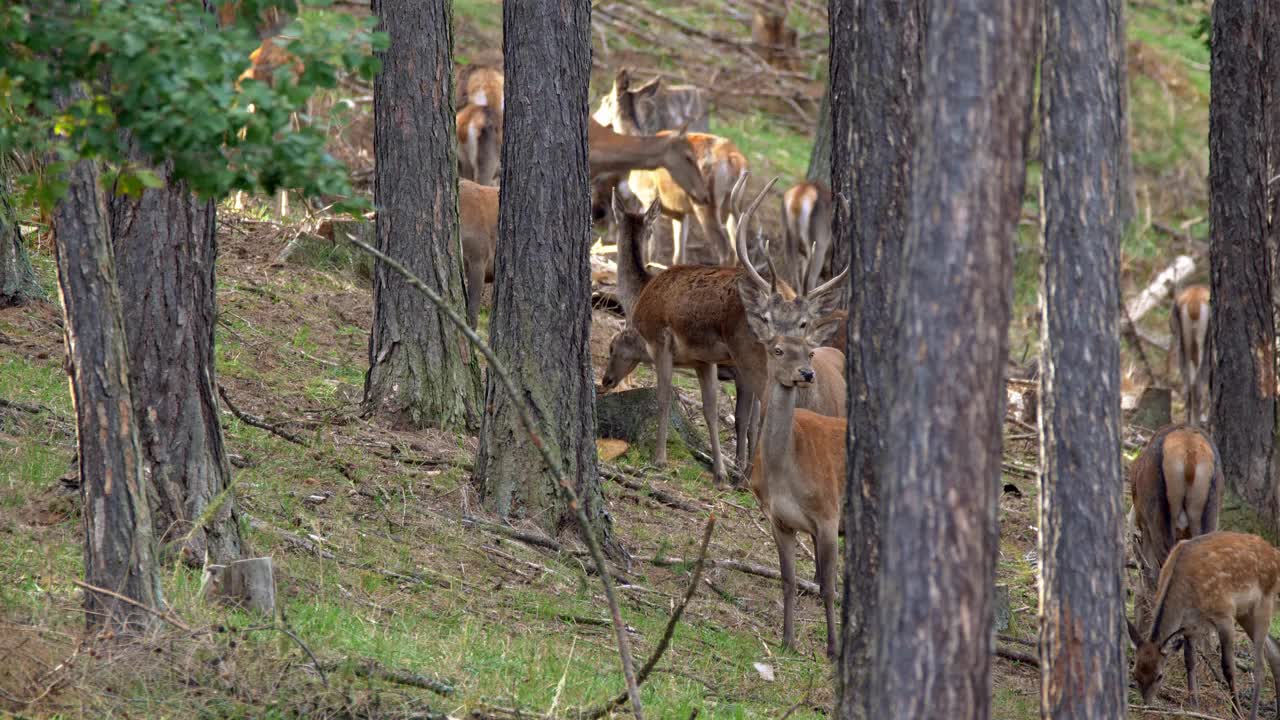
[809,264,849,297]
[732,172,780,292]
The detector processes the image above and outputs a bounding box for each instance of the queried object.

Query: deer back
[459,180,499,282]
[1131,424,1223,582]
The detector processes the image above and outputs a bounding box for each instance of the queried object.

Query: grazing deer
[781,181,833,293]
[457,103,502,186]
[626,132,749,266]
[1127,531,1280,719]
[751,11,798,71]
[1169,284,1211,426]
[593,68,710,135]
[456,65,504,114]
[459,179,498,328]
[737,206,848,659]
[587,121,710,209]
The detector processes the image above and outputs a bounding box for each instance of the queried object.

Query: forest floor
[0,1,1267,718]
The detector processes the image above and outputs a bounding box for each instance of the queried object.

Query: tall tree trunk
[110,153,242,566]
[366,0,481,433]
[1114,0,1136,228]
[476,0,616,554]
[873,0,1036,716]
[1209,0,1279,528]
[1037,0,1127,714]
[0,163,41,308]
[52,141,164,634]
[806,82,832,187]
[834,0,921,717]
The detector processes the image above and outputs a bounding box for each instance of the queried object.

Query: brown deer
[1127,423,1222,705]
[587,121,710,209]
[593,68,710,135]
[459,179,498,328]
[626,132,749,266]
[737,210,847,659]
[1169,284,1210,426]
[782,181,833,293]
[1127,532,1280,719]
[456,65,504,114]
[457,103,502,186]
[751,11,798,71]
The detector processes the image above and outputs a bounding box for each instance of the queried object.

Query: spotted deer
[592,68,710,136]
[1127,532,1280,719]
[781,181,833,293]
[456,103,502,186]
[737,203,848,659]
[1169,284,1210,426]
[626,132,749,266]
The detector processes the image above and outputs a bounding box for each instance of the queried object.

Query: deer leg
[691,202,728,266]
[653,331,674,468]
[671,216,688,266]
[1264,635,1280,715]
[816,524,839,660]
[772,523,798,652]
[696,363,726,483]
[1183,628,1199,707]
[733,382,752,471]
[1218,620,1239,708]
[466,261,484,329]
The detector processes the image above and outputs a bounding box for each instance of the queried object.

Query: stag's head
[732,174,846,388]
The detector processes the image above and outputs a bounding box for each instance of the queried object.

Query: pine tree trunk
[476,0,616,554]
[1208,0,1279,528]
[834,0,921,717]
[366,0,481,433]
[1114,0,1136,227]
[1038,0,1128,714]
[806,83,832,187]
[0,164,41,308]
[52,142,164,634]
[110,152,242,566]
[873,0,1036,716]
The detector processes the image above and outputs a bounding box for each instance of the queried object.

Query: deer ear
[807,313,843,348]
[737,275,775,341]
[1126,619,1143,647]
[1160,628,1186,655]
[633,76,661,97]
[643,198,662,227]
[804,278,845,321]
[615,67,632,91]
[610,190,628,227]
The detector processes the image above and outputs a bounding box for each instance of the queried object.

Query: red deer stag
[593,68,710,136]
[1128,532,1280,720]
[1169,284,1210,426]
[1127,423,1222,704]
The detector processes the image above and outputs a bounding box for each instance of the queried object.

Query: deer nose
[799,368,815,383]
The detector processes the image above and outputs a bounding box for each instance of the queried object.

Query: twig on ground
[581,517,716,720]
[995,645,1039,668]
[0,396,46,414]
[242,624,328,687]
[346,236,644,718]
[600,464,706,513]
[317,659,454,697]
[1128,706,1228,720]
[217,385,308,446]
[70,580,193,632]
[648,555,820,596]
[997,633,1036,648]
[1002,460,1038,478]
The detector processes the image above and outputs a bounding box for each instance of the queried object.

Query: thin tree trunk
[834,0,921,716]
[476,0,617,555]
[1114,0,1136,228]
[1209,0,1278,528]
[806,82,832,187]
[51,123,164,634]
[873,0,1036,716]
[366,0,481,433]
[1038,0,1128,714]
[0,163,41,308]
[110,152,242,566]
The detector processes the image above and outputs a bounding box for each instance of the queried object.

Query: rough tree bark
[110,152,242,566]
[0,163,41,307]
[52,134,164,634]
[1208,0,1279,528]
[873,0,1036,716]
[366,0,481,432]
[1037,0,1128,715]
[476,0,617,555]
[834,0,921,717]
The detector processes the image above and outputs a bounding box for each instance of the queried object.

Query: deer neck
[760,377,798,473]
[615,220,652,318]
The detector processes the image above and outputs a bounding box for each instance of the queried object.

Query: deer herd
[450,58,1280,713]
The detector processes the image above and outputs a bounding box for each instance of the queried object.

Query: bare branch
[217,385,308,446]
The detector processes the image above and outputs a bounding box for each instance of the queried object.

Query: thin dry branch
[318,659,454,697]
[345,236,645,718]
[70,580,192,632]
[995,645,1039,668]
[218,385,308,446]
[1128,706,1228,720]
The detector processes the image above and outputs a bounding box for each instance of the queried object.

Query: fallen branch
[243,624,328,687]
[218,385,308,446]
[601,464,706,513]
[1128,706,1228,720]
[1124,255,1195,322]
[581,516,715,719]
[995,645,1039,668]
[347,236,644,717]
[648,555,820,596]
[319,659,454,697]
[997,633,1036,648]
[71,579,192,632]
[0,396,46,414]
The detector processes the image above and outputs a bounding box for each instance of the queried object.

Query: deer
[456,65,504,114]
[1127,531,1280,720]
[781,181,834,294]
[459,179,499,328]
[593,68,710,136]
[587,120,710,209]
[1169,284,1211,427]
[1127,423,1223,706]
[457,103,501,186]
[736,192,848,659]
[751,11,798,71]
[625,132,749,267]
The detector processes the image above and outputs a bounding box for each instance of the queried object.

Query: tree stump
[596,387,709,458]
[204,557,277,617]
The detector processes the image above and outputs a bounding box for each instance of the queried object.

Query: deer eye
[799,320,807,329]
[772,347,783,357]
[808,351,815,359]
